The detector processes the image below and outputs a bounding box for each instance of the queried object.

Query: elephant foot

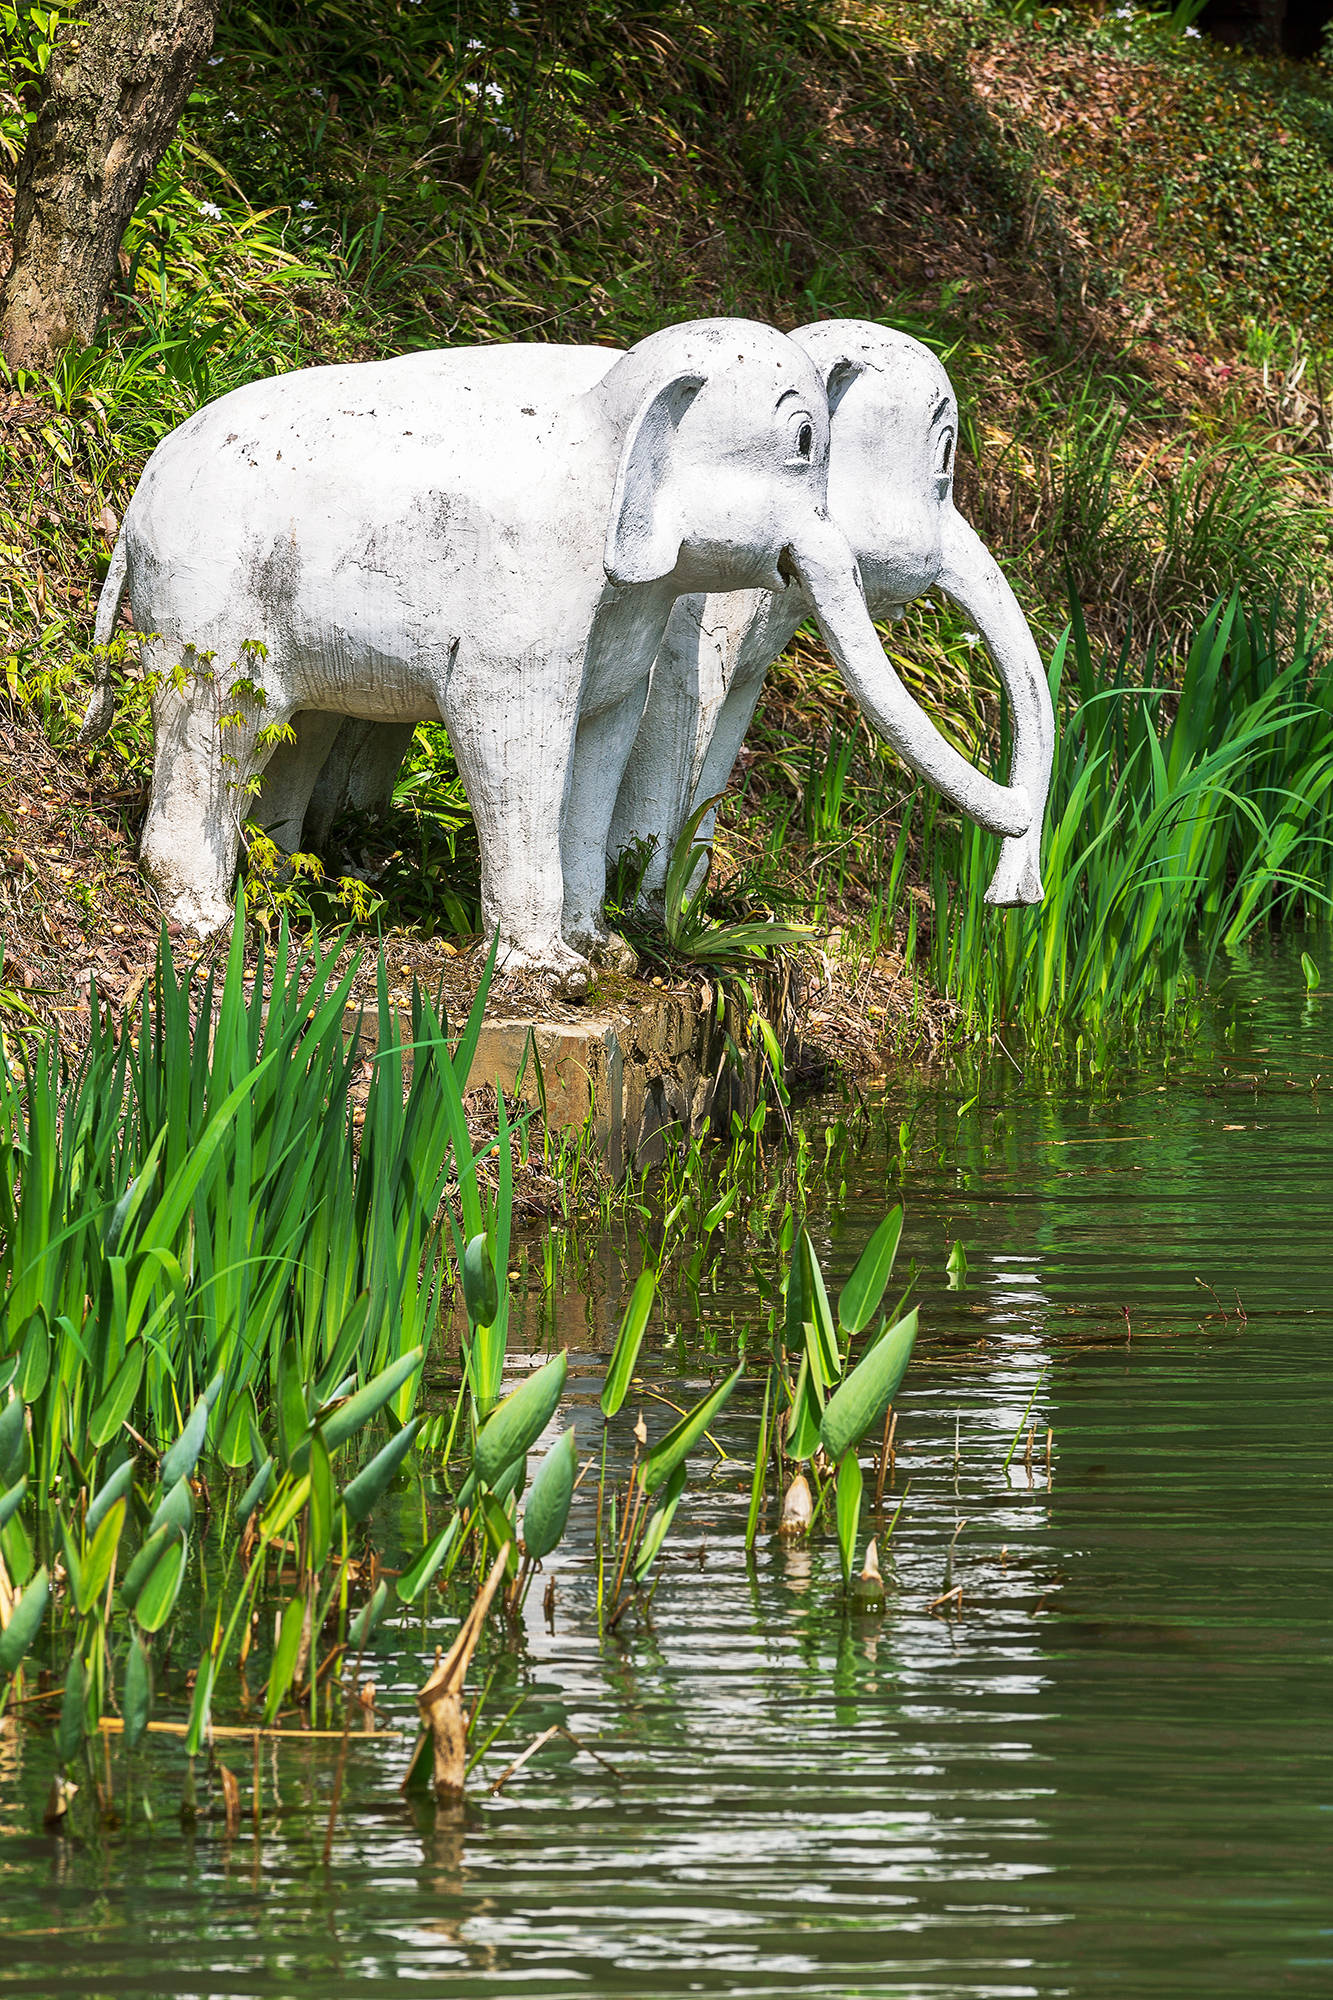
[153,882,236,940]
[983,831,1044,908]
[589,930,639,977]
[495,938,592,1002]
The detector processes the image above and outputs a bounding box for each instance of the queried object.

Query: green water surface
[1,938,1329,1998]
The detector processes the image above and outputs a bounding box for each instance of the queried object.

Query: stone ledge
[345,965,797,1176]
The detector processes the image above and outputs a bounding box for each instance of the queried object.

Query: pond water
[2,936,1330,1998]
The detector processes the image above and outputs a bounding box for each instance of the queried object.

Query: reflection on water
[1,935,1330,1998]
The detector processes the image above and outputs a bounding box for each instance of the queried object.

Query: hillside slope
[0,0,1330,1031]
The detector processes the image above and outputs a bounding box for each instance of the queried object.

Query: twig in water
[1003,1370,1047,1473]
[489,1723,623,1796]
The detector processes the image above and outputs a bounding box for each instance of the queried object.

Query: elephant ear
[823,355,866,418]
[604,372,706,587]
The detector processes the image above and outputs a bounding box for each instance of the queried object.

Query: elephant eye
[938,430,954,476]
[797,422,814,458]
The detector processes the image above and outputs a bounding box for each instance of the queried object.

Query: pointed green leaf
[319,1345,423,1453]
[785,1350,824,1463]
[86,1458,134,1537]
[123,1631,152,1750]
[523,1429,577,1560]
[120,1522,173,1612]
[261,1473,312,1542]
[640,1365,741,1497]
[277,1340,309,1467]
[478,1492,518,1577]
[490,1450,526,1507]
[835,1450,863,1587]
[308,1432,334,1570]
[396,1520,458,1606]
[237,1455,274,1528]
[341,1419,421,1524]
[473,1352,567,1488]
[159,1394,208,1490]
[837,1209,904,1336]
[17,1312,49,1402]
[87,1343,145,1451]
[185,1649,216,1758]
[147,1474,193,1539]
[634,1460,687,1581]
[348,1579,389,1650]
[819,1310,919,1463]
[76,1497,127,1613]
[601,1271,655,1419]
[133,1530,188,1634]
[264,1593,307,1723]
[0,1474,27,1531]
[462,1233,499,1329]
[0,1393,26,1486]
[802,1233,841,1388]
[0,1564,48,1675]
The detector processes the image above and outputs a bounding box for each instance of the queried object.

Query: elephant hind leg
[139,638,293,936]
[254,710,345,855]
[303,717,418,851]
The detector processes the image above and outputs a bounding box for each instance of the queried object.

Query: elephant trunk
[933,509,1054,906]
[790,515,1038,891]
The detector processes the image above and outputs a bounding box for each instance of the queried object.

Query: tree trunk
[1,0,223,375]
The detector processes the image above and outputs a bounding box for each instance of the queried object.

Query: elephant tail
[79,533,129,744]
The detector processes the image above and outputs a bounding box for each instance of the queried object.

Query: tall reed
[922,595,1333,1039]
[0,912,500,1490]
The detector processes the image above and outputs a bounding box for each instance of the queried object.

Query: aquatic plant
[925,596,1333,1039]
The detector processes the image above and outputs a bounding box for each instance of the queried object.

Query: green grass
[0,909,507,1488]
[920,594,1333,1039]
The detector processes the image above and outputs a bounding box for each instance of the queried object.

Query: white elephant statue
[80,318,1041,987]
[609,320,1054,911]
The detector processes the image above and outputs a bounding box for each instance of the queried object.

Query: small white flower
[496,124,514,140]
[301,223,313,235]
[1184,22,1201,33]
[509,2,519,14]
[208,54,223,65]
[961,630,982,648]
[466,37,484,49]
[485,80,504,103]
[464,78,479,95]
[1114,6,1134,16]
[198,200,223,220]
[223,110,239,123]
[298,198,316,210]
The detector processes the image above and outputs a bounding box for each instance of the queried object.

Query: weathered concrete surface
[463,968,796,1176]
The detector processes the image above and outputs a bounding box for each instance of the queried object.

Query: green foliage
[601,1269,656,1421]
[923,596,1333,1039]
[0,910,501,1482]
[472,1352,568,1489]
[523,1428,578,1562]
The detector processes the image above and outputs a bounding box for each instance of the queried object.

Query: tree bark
[1,0,223,375]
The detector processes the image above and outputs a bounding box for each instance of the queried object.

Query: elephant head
[791,320,1054,905]
[591,320,1039,878]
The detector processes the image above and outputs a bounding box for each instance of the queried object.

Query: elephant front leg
[442,661,590,994]
[562,690,653,974]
